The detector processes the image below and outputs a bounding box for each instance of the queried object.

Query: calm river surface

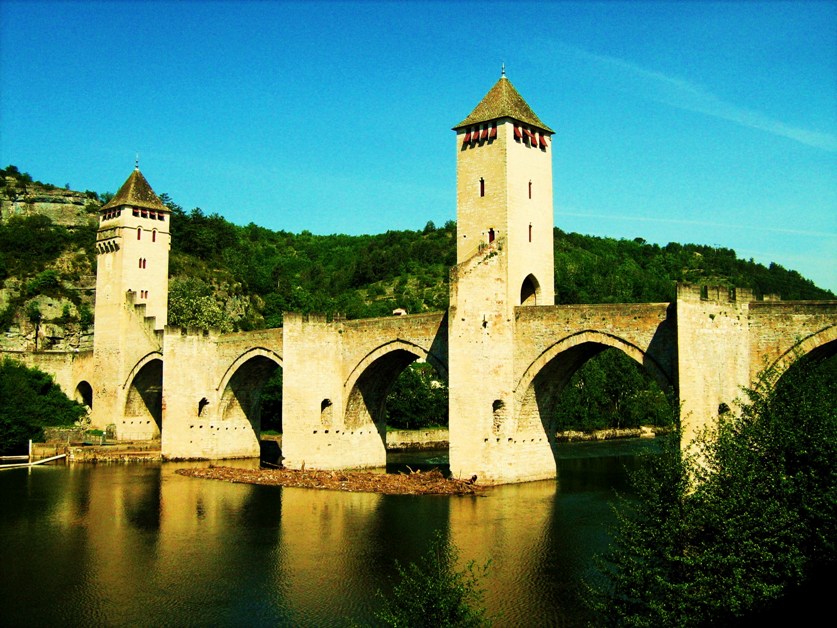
[0,439,657,627]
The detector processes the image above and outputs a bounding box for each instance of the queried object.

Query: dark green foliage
[163,204,832,332]
[590,435,694,626]
[376,532,491,627]
[167,207,457,322]
[590,356,837,626]
[553,229,833,303]
[168,277,234,332]
[0,357,86,454]
[385,362,449,429]
[259,368,283,433]
[78,304,94,329]
[25,269,61,296]
[553,349,674,431]
[0,215,71,277]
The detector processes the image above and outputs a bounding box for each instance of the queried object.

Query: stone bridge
[141,311,447,463]
[9,77,837,484]
[15,286,837,483]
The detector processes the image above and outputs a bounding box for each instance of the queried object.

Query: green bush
[385,362,448,429]
[589,356,836,625]
[376,532,491,627]
[0,358,86,454]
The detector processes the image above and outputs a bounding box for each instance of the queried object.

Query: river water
[0,439,656,627]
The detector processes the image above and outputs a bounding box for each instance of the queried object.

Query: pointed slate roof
[102,167,168,212]
[453,75,554,134]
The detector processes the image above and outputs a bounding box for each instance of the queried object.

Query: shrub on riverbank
[589,356,837,626]
[0,357,85,454]
[376,531,491,627]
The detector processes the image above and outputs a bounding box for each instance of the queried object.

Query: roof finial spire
[501,62,506,78]
[135,153,139,171]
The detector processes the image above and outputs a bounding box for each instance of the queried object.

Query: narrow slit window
[528,180,532,199]
[488,228,495,244]
[529,223,533,242]
[137,228,142,240]
[479,177,485,197]
[152,230,157,243]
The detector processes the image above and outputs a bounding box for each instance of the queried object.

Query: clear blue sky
[2,1,835,291]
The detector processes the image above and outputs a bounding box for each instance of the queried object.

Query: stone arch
[216,347,283,395]
[123,352,164,439]
[516,330,671,400]
[74,380,93,409]
[520,274,540,306]
[344,339,447,398]
[217,350,282,430]
[123,351,164,390]
[514,330,674,438]
[343,339,448,435]
[759,325,837,386]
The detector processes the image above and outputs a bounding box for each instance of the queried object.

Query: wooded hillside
[0,164,832,345]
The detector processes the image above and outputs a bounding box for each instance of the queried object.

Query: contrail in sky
[560,45,837,152]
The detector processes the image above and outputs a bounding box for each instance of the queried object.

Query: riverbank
[176,465,483,495]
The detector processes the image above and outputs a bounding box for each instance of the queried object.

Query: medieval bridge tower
[90,167,171,439]
[448,72,560,482]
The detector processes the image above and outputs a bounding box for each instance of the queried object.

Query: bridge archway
[74,380,93,409]
[124,353,164,439]
[344,340,448,439]
[761,325,837,386]
[217,348,283,442]
[515,330,674,438]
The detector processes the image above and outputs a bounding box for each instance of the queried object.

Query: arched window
[152,230,157,243]
[138,258,142,268]
[137,228,142,240]
[488,228,495,244]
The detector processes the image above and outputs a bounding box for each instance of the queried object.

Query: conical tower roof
[102,167,167,212]
[453,75,553,134]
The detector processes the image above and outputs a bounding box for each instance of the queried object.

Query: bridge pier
[281,313,388,470]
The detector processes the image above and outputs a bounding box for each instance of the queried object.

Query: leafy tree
[590,356,836,626]
[385,362,448,429]
[0,358,86,454]
[259,368,283,433]
[167,277,234,332]
[553,349,673,432]
[376,531,491,627]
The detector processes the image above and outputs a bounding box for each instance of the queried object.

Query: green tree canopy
[0,358,86,454]
[376,531,491,627]
[590,355,837,626]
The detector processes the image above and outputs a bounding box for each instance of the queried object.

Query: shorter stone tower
[91,167,170,432]
[94,167,171,328]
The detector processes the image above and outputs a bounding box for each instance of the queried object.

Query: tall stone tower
[91,167,170,431]
[452,70,555,312]
[448,72,556,483]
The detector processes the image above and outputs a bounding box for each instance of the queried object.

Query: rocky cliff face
[1,176,98,228]
[1,175,99,352]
